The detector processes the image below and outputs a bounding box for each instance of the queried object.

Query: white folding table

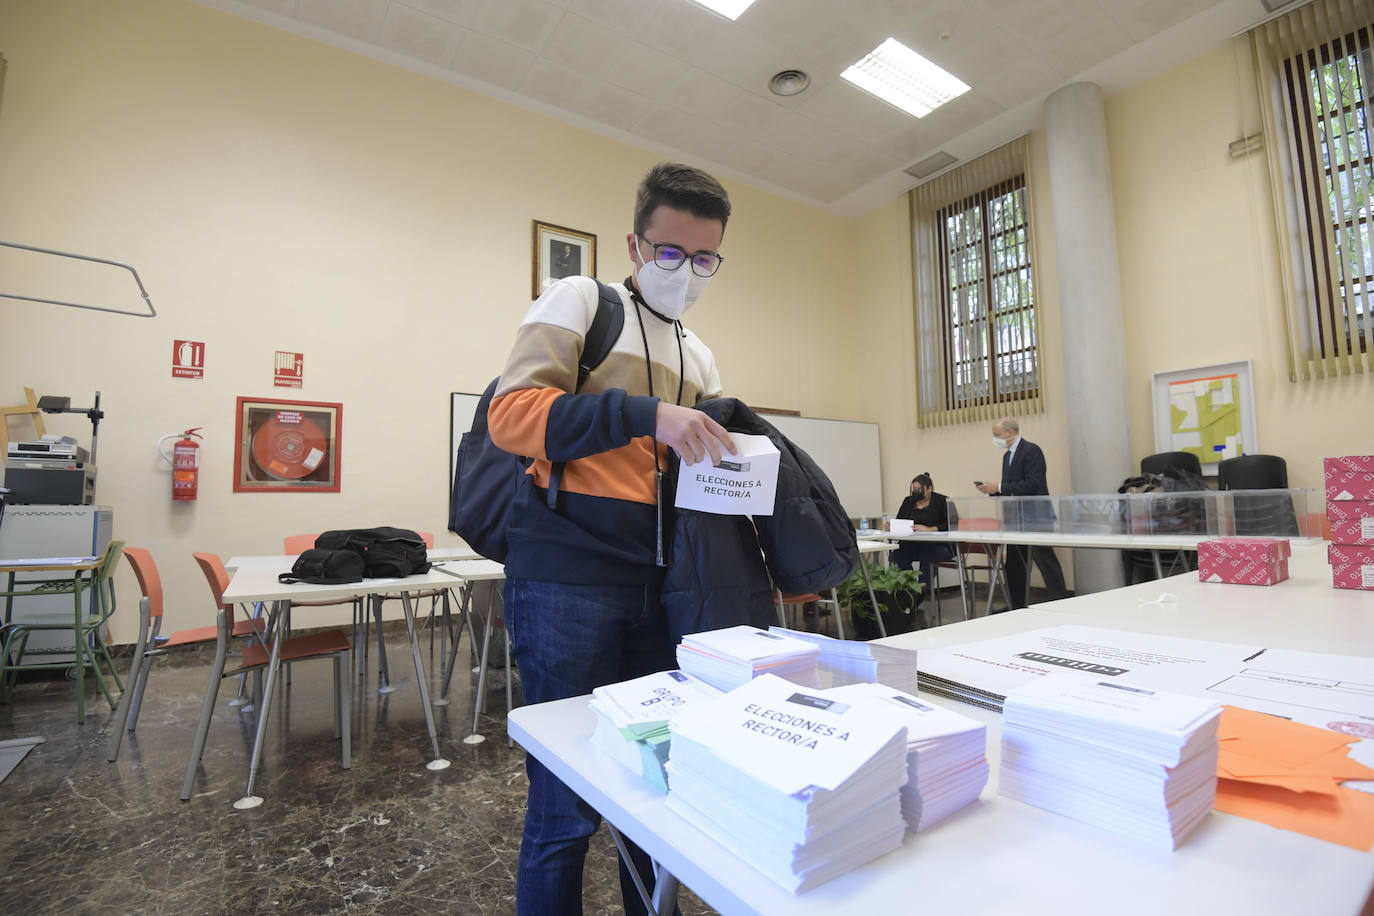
[220,564,466,807]
[507,542,1374,915]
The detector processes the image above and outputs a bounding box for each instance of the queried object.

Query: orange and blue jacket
[488,276,722,585]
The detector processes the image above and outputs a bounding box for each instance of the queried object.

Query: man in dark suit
[975,417,1068,610]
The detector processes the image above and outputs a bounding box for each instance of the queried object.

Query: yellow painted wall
[5,3,1365,644]
[1107,39,1372,491]
[0,0,865,641]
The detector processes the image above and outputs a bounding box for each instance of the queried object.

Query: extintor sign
[172,340,206,379]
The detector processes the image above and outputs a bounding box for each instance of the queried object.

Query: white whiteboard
[763,414,882,521]
[450,391,481,497]
[450,393,883,521]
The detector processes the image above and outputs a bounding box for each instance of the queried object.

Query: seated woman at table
[892,473,954,606]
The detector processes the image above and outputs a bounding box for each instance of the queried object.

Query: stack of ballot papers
[675,625,821,692]
[828,683,988,832]
[588,670,723,790]
[769,627,919,693]
[665,674,909,893]
[999,678,1221,850]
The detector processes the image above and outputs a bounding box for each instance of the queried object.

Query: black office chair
[1141,451,1202,478]
[1218,454,1288,489]
[1218,454,1299,536]
[1123,452,1206,584]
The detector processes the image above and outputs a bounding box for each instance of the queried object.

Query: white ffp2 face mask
[635,243,710,319]
[993,436,1009,450]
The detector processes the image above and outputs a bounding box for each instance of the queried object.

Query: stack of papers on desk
[665,674,909,893]
[588,671,722,790]
[676,625,821,692]
[769,627,918,694]
[828,683,988,832]
[916,625,1264,712]
[999,679,1221,850]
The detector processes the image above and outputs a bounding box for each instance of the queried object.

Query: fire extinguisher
[158,428,203,501]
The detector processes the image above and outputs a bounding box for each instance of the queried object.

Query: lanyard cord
[627,279,686,566]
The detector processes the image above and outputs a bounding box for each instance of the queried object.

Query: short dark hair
[914,473,933,489]
[634,163,731,238]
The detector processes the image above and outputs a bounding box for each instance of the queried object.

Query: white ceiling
[194,0,1283,217]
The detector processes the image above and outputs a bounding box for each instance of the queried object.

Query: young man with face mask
[488,162,737,916]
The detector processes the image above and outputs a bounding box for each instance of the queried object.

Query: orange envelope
[1215,779,1374,851]
[1214,705,1374,851]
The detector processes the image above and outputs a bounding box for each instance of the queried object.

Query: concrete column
[1044,82,1132,595]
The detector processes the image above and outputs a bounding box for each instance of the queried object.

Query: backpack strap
[548,280,625,509]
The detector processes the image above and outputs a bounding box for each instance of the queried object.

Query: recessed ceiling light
[768,69,811,97]
[688,0,758,20]
[841,37,970,119]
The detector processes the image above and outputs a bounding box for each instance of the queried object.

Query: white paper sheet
[917,624,1264,704]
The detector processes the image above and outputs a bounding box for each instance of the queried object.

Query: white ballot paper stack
[665,674,910,893]
[999,679,1221,851]
[589,670,723,791]
[770,626,919,694]
[828,683,988,833]
[676,625,821,692]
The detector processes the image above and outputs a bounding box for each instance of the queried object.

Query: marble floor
[0,620,715,915]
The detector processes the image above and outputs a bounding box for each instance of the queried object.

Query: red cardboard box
[1328,543,1374,568]
[1324,456,1374,502]
[1199,539,1291,585]
[1331,565,1374,590]
[1326,500,1374,545]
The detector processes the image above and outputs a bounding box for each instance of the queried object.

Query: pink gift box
[1331,564,1374,590]
[1199,553,1289,586]
[1326,500,1374,545]
[1325,456,1374,501]
[1328,544,1374,568]
[1198,537,1290,565]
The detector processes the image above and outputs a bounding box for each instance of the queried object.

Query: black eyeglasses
[639,237,724,277]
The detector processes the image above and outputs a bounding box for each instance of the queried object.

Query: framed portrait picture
[532,220,596,298]
[233,396,342,492]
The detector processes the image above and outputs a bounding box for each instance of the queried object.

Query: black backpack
[313,527,431,577]
[448,280,625,562]
[278,548,366,585]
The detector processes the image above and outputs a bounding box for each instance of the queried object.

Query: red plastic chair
[936,517,1012,620]
[106,549,266,761]
[774,589,845,639]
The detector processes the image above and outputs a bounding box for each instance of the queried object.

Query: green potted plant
[838,559,926,640]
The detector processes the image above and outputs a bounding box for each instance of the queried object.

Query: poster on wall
[274,350,304,388]
[172,340,205,379]
[233,396,341,492]
[1150,360,1258,476]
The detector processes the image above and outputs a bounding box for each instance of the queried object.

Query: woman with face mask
[892,473,954,623]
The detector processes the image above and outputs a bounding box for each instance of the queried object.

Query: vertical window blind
[910,136,1045,427]
[1251,0,1374,379]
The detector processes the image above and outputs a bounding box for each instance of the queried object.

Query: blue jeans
[504,577,679,916]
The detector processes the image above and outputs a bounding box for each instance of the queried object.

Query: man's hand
[976,481,999,495]
[656,403,737,467]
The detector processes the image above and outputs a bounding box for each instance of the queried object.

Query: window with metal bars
[936,175,1039,409]
[1283,26,1374,356]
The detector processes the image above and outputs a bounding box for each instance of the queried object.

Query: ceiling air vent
[905,151,958,180]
